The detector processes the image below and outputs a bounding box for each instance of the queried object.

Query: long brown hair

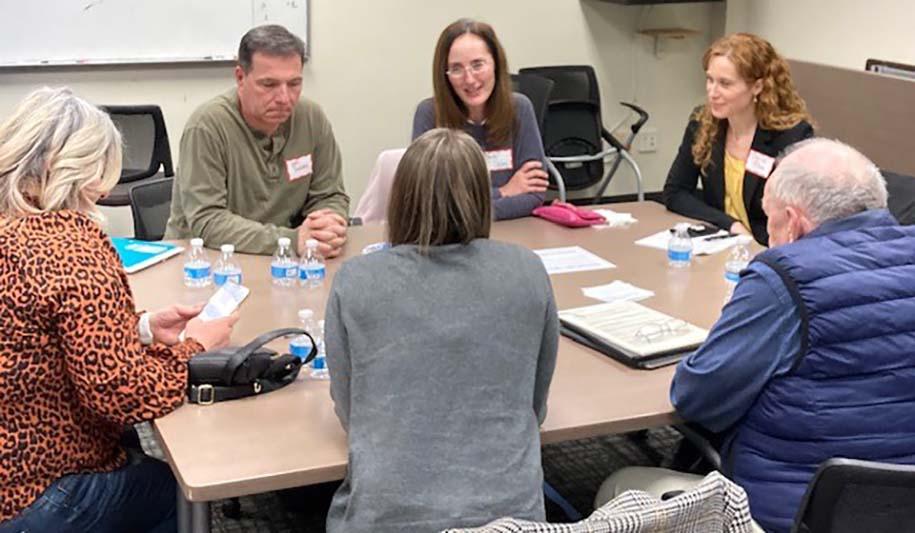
[432,18,514,146]
[387,128,491,253]
[692,33,812,171]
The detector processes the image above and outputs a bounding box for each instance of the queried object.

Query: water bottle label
[725,270,741,283]
[184,265,211,279]
[299,265,326,280]
[312,355,326,370]
[668,249,691,262]
[289,341,312,359]
[271,265,298,279]
[214,272,242,286]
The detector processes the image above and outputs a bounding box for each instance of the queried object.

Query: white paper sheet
[582,280,655,303]
[634,229,740,256]
[533,246,616,275]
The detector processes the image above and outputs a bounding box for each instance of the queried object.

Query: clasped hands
[298,208,348,258]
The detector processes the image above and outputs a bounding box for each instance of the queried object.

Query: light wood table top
[136,201,747,502]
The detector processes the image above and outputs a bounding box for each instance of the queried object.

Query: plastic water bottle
[724,235,753,302]
[289,309,317,361]
[213,244,242,286]
[299,239,326,289]
[270,237,298,287]
[668,223,693,268]
[310,319,329,380]
[183,237,212,288]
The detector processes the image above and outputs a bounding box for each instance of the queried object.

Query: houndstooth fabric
[442,472,753,533]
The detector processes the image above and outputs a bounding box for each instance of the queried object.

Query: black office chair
[128,177,173,241]
[519,65,649,203]
[99,105,175,207]
[511,72,567,202]
[884,170,915,225]
[792,458,915,533]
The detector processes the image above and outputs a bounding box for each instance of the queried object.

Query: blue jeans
[0,449,177,533]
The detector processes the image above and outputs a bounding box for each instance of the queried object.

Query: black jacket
[662,117,814,245]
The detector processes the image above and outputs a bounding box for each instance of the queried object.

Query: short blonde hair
[0,87,122,221]
[387,128,491,252]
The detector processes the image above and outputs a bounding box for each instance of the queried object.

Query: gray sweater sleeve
[492,95,547,220]
[533,267,559,424]
[325,271,351,430]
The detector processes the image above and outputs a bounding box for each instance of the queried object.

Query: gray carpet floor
[137,423,682,532]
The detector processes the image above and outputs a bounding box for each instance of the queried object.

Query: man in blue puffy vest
[595,138,915,532]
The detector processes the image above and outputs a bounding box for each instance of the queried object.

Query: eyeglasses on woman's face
[446,59,492,79]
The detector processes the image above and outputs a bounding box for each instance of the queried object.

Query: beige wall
[0,0,725,236]
[726,0,915,70]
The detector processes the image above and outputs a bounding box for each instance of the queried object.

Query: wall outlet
[637,127,658,153]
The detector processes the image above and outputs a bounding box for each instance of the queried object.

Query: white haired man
[597,138,915,533]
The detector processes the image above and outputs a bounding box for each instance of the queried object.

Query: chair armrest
[674,424,722,471]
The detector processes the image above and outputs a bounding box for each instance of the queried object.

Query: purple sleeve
[492,94,546,220]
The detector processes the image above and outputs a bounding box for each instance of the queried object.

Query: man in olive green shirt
[165,24,349,256]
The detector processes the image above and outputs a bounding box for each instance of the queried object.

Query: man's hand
[298,209,348,258]
[149,303,205,345]
[499,160,549,197]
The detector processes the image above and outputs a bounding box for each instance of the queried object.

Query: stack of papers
[634,229,740,256]
[593,209,638,228]
[559,300,708,360]
[582,281,654,303]
[533,246,616,275]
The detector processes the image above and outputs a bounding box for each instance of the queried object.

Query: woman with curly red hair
[663,33,814,245]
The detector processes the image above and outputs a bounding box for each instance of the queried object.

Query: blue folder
[111,237,184,273]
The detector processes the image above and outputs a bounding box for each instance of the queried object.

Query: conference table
[130,201,745,532]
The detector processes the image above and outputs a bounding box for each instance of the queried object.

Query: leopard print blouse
[0,210,202,522]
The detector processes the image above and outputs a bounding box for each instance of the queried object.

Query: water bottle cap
[736,235,753,245]
[190,238,204,247]
[277,237,291,247]
[306,239,319,249]
[298,309,314,321]
[220,244,235,253]
[675,222,691,232]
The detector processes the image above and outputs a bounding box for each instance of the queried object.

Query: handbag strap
[221,327,317,384]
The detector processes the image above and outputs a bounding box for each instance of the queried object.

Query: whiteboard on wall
[0,0,309,67]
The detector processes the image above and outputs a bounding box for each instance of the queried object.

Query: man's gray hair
[238,24,305,72]
[768,138,887,225]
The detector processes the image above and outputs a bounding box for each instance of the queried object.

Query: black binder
[560,321,700,370]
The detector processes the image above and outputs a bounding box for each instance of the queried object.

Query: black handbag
[187,328,317,405]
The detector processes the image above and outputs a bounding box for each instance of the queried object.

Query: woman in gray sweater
[324,128,559,533]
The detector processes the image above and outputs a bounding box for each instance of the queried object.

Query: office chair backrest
[510,72,554,134]
[101,105,175,184]
[519,65,605,190]
[884,170,915,225]
[792,458,915,533]
[353,148,407,225]
[128,177,174,241]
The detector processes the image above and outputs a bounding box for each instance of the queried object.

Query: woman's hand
[499,160,549,197]
[730,221,752,236]
[185,312,240,351]
[149,303,205,345]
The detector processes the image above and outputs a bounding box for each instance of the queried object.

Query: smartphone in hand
[199,282,249,322]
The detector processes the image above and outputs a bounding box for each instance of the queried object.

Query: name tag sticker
[286,154,313,181]
[745,150,775,178]
[484,149,513,172]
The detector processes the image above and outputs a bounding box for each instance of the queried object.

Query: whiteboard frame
[0,0,310,69]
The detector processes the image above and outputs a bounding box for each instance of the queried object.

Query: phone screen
[199,282,249,321]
